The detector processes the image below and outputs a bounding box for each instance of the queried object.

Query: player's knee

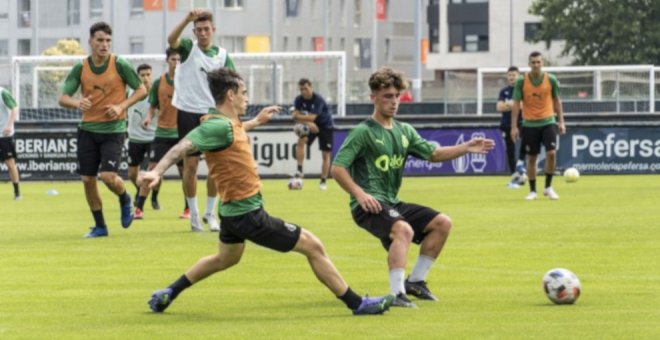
[81,175,96,185]
[98,172,117,185]
[391,221,414,243]
[430,214,452,234]
[297,229,327,258]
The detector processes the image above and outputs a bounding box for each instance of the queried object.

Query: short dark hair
[194,11,214,25]
[90,22,112,37]
[529,51,542,59]
[137,64,152,73]
[207,68,243,105]
[298,78,312,87]
[507,66,519,73]
[165,48,179,59]
[368,67,408,93]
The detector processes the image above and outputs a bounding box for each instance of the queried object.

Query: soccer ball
[564,167,580,183]
[543,268,581,304]
[511,172,528,186]
[288,177,303,190]
[293,123,310,138]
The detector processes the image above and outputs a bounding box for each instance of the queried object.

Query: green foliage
[529,0,660,65]
[37,40,86,107]
[0,177,659,339]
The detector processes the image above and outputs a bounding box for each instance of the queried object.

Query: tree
[37,39,86,107]
[529,0,660,65]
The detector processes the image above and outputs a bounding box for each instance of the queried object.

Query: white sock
[205,196,217,216]
[389,268,405,296]
[408,255,435,282]
[186,196,199,217]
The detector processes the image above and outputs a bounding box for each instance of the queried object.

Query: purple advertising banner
[333,128,508,175]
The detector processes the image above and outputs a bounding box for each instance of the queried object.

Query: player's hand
[142,116,151,128]
[187,8,206,22]
[307,122,319,134]
[103,104,123,120]
[356,192,382,214]
[558,122,566,135]
[511,126,519,141]
[138,170,161,189]
[2,127,12,136]
[467,137,495,154]
[255,105,281,125]
[79,95,92,111]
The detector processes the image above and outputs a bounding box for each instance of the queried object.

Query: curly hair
[207,68,243,104]
[368,67,408,93]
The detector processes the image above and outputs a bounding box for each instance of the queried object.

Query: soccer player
[0,86,20,200]
[139,48,190,222]
[141,68,393,316]
[58,22,147,238]
[331,67,494,307]
[168,8,235,232]
[291,78,334,191]
[127,64,156,218]
[496,66,527,188]
[511,51,566,200]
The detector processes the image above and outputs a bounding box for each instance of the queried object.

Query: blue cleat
[515,161,526,175]
[84,226,108,238]
[149,288,173,313]
[120,198,134,228]
[352,295,394,315]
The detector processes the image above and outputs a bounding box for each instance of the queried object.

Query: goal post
[12,51,346,120]
[477,65,656,115]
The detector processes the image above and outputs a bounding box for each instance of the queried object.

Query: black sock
[92,210,107,228]
[119,191,131,205]
[320,178,326,184]
[530,180,537,193]
[338,287,362,310]
[184,199,189,210]
[545,175,553,188]
[297,165,303,173]
[168,275,193,300]
[136,195,147,210]
[151,189,159,202]
[13,182,19,197]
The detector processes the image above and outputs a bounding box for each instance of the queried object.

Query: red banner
[376,0,387,21]
[144,0,176,11]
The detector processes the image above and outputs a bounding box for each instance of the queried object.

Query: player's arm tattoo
[153,138,198,175]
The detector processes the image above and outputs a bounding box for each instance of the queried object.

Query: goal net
[477,65,657,115]
[11,51,346,121]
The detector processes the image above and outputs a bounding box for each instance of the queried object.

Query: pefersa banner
[332,128,508,175]
[558,127,660,174]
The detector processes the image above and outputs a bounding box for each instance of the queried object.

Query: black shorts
[305,128,333,152]
[127,141,151,167]
[177,109,203,157]
[0,137,17,161]
[522,124,558,155]
[352,201,439,251]
[219,208,302,252]
[150,137,180,164]
[77,129,124,176]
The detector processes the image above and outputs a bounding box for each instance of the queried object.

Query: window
[296,37,303,51]
[0,40,8,56]
[218,36,245,53]
[130,37,144,54]
[449,23,488,52]
[353,38,371,70]
[282,36,289,51]
[67,0,80,26]
[18,39,31,55]
[525,22,541,42]
[0,0,8,20]
[18,0,30,28]
[222,0,244,8]
[339,37,345,50]
[90,0,103,19]
[131,0,144,16]
[327,37,333,50]
[353,0,362,28]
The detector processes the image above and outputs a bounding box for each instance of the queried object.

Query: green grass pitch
[0,175,658,339]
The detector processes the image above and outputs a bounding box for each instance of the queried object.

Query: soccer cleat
[203,213,221,232]
[148,288,173,313]
[405,279,438,301]
[84,226,108,238]
[319,182,328,191]
[392,292,417,308]
[179,208,190,219]
[120,199,134,228]
[190,215,204,232]
[294,170,303,178]
[525,191,538,201]
[515,160,526,175]
[543,187,560,200]
[352,295,394,315]
[507,182,520,189]
[14,195,22,200]
[134,208,144,220]
[151,200,161,210]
